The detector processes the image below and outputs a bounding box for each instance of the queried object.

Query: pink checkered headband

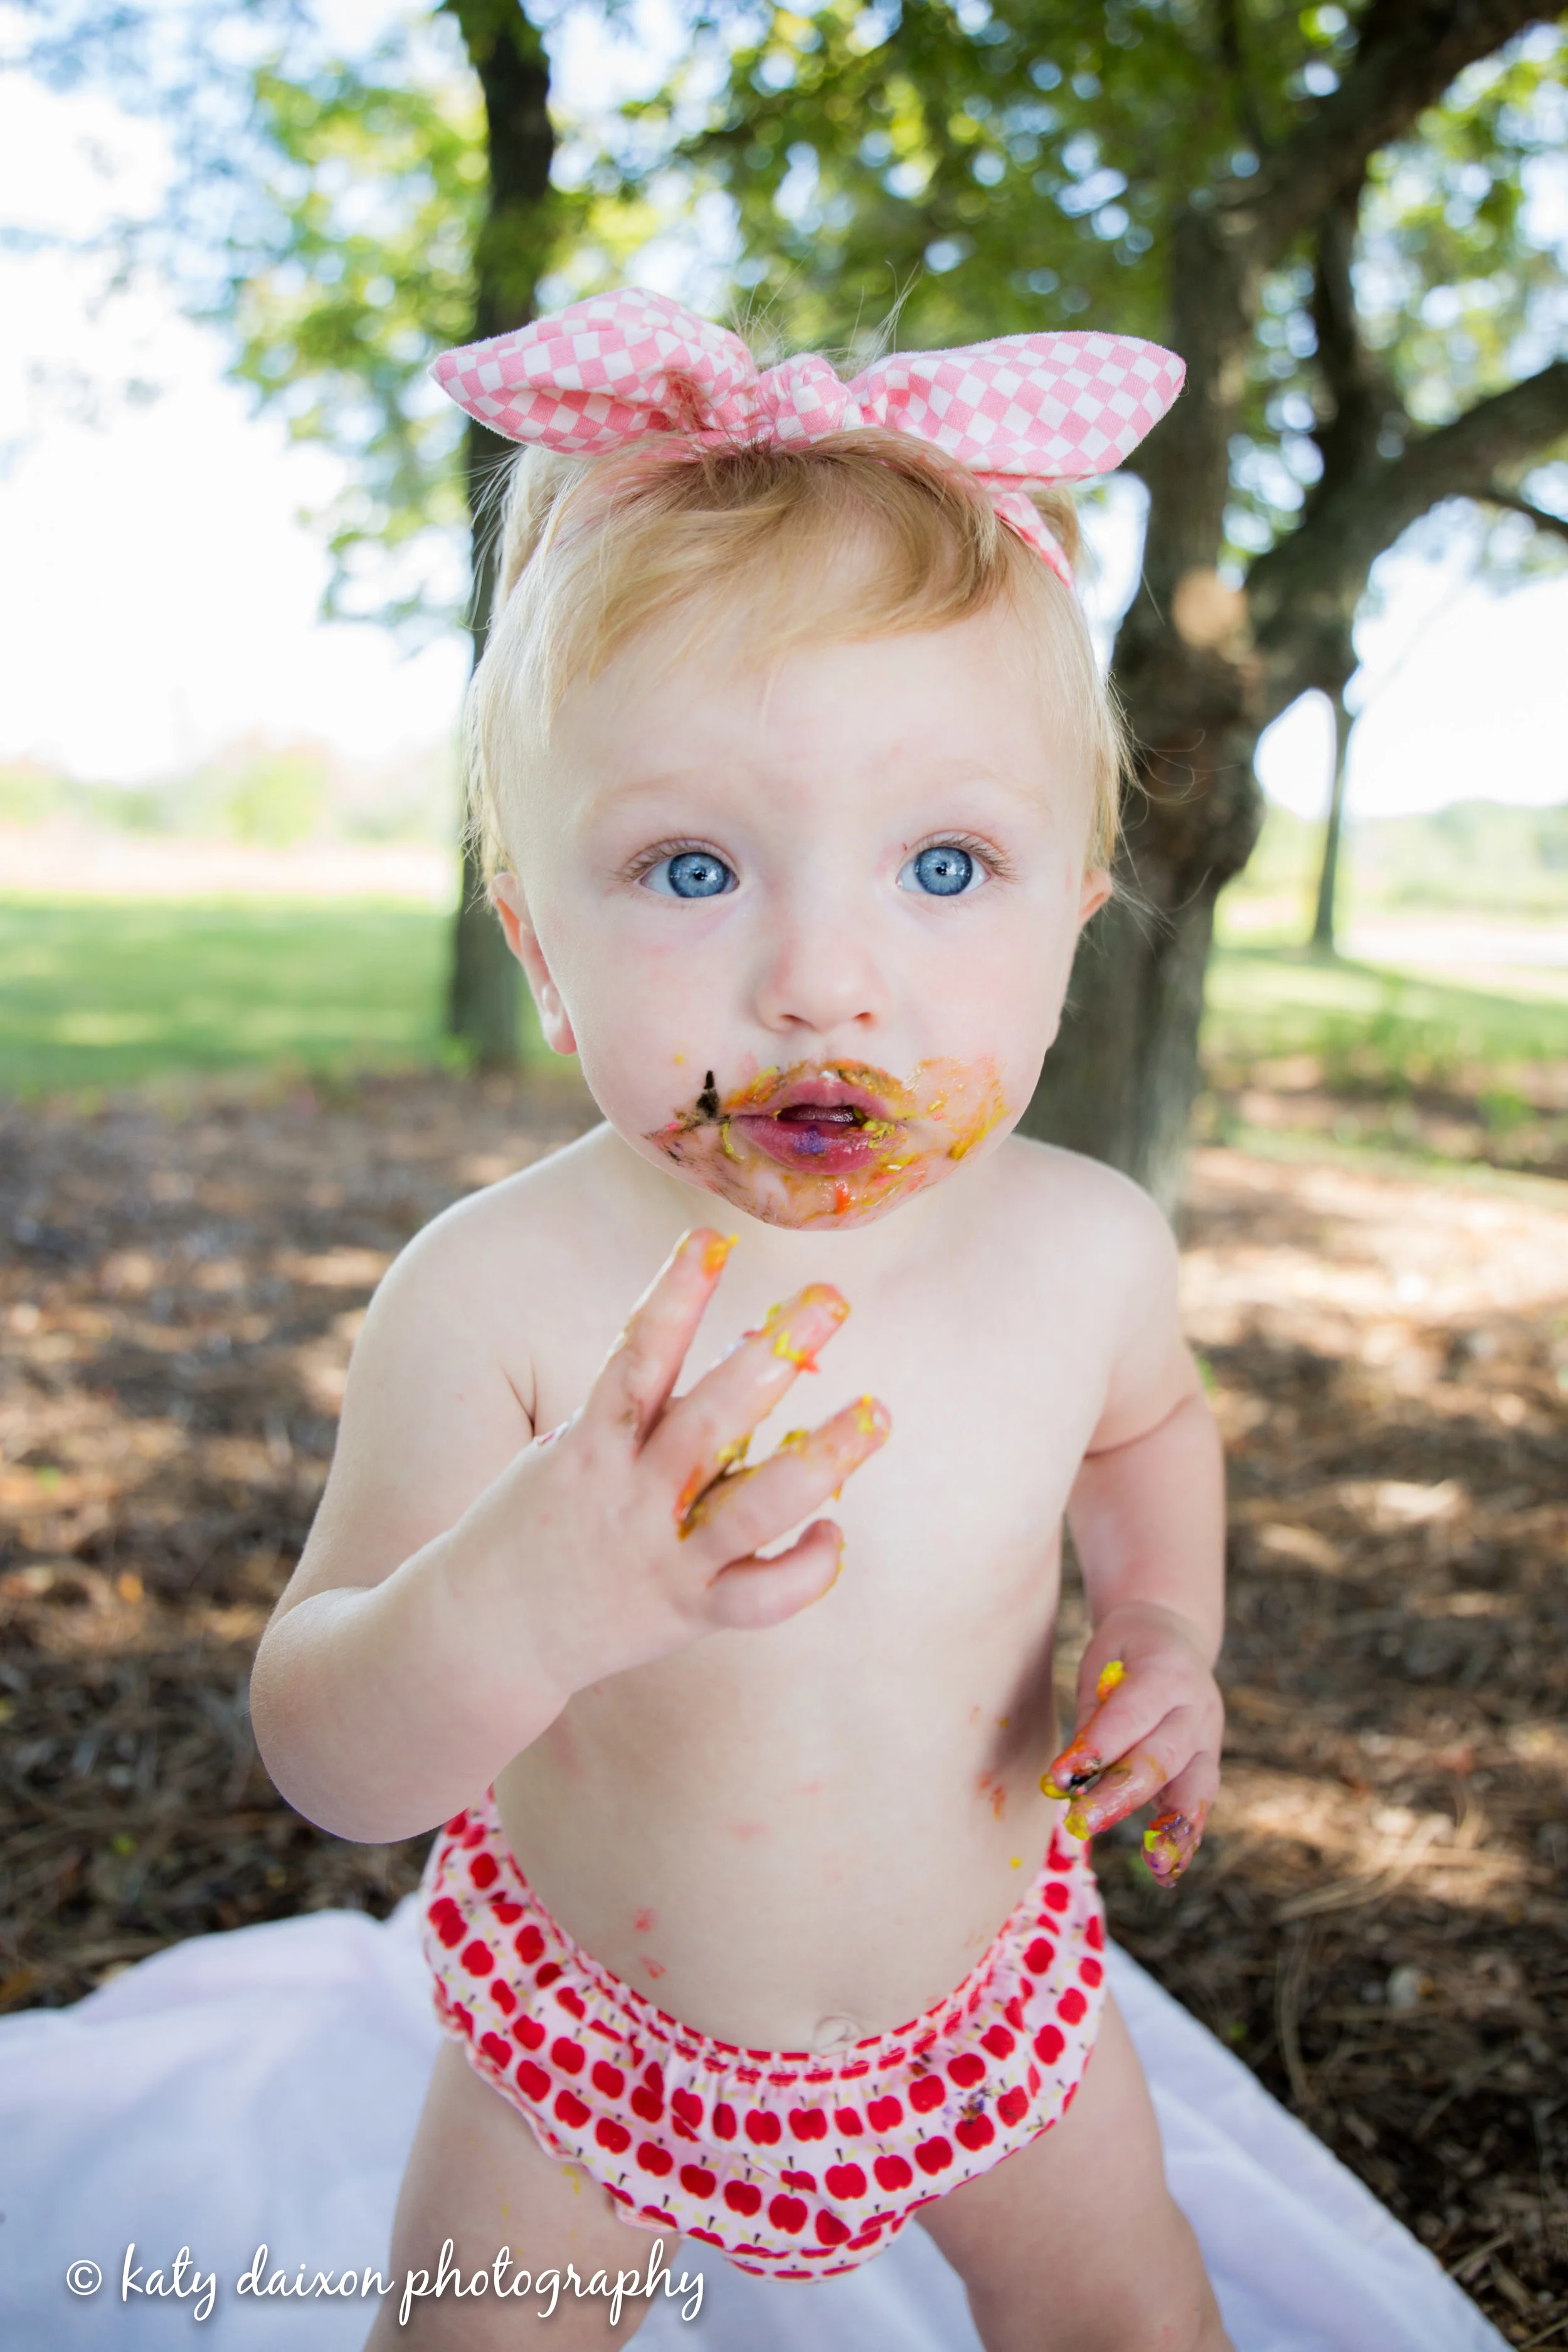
[430,287,1185,591]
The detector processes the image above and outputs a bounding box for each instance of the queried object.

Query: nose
[748,881,892,1044]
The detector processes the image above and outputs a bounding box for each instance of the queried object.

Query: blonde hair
[466,425,1129,877]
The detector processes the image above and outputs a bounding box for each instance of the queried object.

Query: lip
[731,1107,890,1173]
[721,1065,910,1175]
[728,1067,907,1125]
[646,1052,1004,1228]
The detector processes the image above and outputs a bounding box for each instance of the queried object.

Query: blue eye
[646,850,736,899]
[899,844,978,897]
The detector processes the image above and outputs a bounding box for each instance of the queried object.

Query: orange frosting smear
[674,1431,751,1534]
[645,1056,1009,1232]
[758,1285,846,1369]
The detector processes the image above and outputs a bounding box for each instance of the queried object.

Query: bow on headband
[432,288,1184,587]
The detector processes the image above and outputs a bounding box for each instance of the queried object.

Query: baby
[251,290,1231,2350]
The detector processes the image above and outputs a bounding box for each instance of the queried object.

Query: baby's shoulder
[355,1122,615,1352]
[991,1133,1177,1288]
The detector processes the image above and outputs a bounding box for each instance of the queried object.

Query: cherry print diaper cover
[419,1786,1107,2280]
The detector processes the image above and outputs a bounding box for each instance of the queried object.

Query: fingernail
[824,1402,889,1498]
[850,1394,890,1441]
[689,1230,736,1276]
[1143,1806,1206,1887]
[758,1285,847,1370]
[1040,1737,1103,1802]
[1060,1754,1136,1833]
[1094,1658,1126,1703]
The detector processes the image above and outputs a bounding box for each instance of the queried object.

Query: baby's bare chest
[529,1265,1113,1618]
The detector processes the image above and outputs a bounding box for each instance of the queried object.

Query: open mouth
[647,1055,1004,1226]
[732,1090,896,1172]
[700,1066,911,1175]
[778,1103,863,1129]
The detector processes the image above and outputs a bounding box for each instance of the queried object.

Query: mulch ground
[2,1069,1565,2344]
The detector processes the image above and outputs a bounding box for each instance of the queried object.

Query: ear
[1078,867,1113,927]
[489,872,577,1056]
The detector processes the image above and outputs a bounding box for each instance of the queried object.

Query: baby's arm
[250,1227,887,1844]
[1044,1187,1226,1882]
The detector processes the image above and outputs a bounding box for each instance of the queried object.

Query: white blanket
[0,1898,1503,2350]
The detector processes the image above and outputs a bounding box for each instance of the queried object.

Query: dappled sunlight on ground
[1,1083,1564,2340]
[1064,1146,1568,2341]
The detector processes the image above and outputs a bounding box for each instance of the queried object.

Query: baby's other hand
[512,1229,889,1695]
[1041,1604,1223,1885]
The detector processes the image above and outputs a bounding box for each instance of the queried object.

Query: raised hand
[1040,1604,1223,1885]
[485,1227,891,1702]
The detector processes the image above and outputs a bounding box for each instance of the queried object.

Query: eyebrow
[568,757,1061,823]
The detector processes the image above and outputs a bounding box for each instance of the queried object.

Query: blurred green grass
[0,898,462,1094]
[1202,945,1567,1089]
[2,891,1562,1111]
[1219,800,1568,937]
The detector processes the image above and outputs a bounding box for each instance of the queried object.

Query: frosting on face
[646,1056,1007,1231]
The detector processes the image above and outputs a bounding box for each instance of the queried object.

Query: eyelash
[622,832,1014,886]
[622,839,724,886]
[908,832,1012,884]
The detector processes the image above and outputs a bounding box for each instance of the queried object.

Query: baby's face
[495,601,1110,1232]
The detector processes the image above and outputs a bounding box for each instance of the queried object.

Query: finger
[1044,1654,1179,1801]
[648,1284,851,1512]
[1040,1681,1128,1801]
[587,1229,735,1445]
[1140,1754,1219,1888]
[704,1520,847,1631]
[681,1396,891,1556]
[1052,1704,1204,1840]
[1075,1651,1128,1723]
[1059,1746,1170,1841]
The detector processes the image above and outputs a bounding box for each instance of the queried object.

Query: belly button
[812,2014,860,2053]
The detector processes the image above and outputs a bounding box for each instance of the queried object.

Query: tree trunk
[1024,884,1223,1216]
[443,0,555,1068]
[1017,675,1265,1214]
[447,404,524,1064]
[1020,211,1266,1212]
[1015,43,1568,1211]
[1310,685,1354,953]
[448,854,519,1066]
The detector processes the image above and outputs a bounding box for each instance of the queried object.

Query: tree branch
[1310,184,1402,490]
[1475,485,1568,545]
[443,0,554,341]
[1247,358,1568,707]
[442,0,557,1064]
[1150,3,1547,596]
[1214,0,1266,152]
[1233,0,1547,265]
[1375,359,1568,532]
